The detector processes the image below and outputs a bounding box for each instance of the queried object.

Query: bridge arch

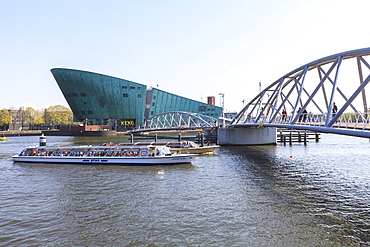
[134,111,219,132]
[232,48,370,138]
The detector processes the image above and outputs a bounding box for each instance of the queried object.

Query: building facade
[145,88,222,119]
[51,68,222,130]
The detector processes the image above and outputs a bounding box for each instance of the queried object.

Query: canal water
[0,134,369,246]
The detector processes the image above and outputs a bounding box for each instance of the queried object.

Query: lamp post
[219,93,225,118]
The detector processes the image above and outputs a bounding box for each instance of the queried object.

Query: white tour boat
[113,141,220,154]
[12,145,197,165]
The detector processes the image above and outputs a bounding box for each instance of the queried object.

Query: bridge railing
[245,112,370,130]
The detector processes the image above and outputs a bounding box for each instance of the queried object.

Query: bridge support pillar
[218,126,277,145]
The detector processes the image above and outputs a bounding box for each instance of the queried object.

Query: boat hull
[12,154,196,165]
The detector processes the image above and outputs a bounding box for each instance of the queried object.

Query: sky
[1,0,370,113]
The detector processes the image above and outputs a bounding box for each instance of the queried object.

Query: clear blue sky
[1,0,370,112]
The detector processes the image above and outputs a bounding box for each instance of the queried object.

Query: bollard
[39,134,46,146]
[298,131,301,143]
[289,132,292,146]
[130,134,134,143]
[178,133,181,142]
[315,132,319,142]
[154,134,157,142]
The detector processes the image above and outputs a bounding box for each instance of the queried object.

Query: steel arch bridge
[131,111,219,133]
[232,47,370,138]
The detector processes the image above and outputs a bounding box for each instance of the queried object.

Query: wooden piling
[304,131,307,145]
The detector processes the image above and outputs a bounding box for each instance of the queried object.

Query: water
[1,134,370,246]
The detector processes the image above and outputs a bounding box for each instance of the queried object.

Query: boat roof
[117,141,197,146]
[22,145,158,150]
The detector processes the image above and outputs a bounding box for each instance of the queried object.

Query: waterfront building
[51,68,222,130]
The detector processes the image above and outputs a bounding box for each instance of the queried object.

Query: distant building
[51,68,222,130]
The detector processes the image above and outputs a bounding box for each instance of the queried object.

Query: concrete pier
[218,126,277,145]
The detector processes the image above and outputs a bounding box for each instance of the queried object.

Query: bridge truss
[134,111,218,132]
[232,48,370,138]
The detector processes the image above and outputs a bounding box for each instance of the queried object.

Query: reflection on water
[0,134,369,246]
[221,137,370,244]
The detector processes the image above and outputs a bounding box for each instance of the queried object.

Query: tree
[0,109,11,130]
[26,107,44,129]
[44,105,73,128]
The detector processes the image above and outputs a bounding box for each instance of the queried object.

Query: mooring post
[304,130,307,145]
[289,132,292,145]
[178,133,181,142]
[298,131,301,143]
[280,131,283,143]
[130,133,134,143]
[315,132,319,142]
[154,134,157,142]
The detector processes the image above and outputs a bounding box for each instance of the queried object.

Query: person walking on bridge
[332,103,338,117]
[282,110,287,122]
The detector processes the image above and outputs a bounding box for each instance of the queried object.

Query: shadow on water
[220,145,370,245]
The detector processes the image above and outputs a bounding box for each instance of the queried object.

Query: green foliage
[26,107,44,126]
[44,105,73,127]
[0,108,11,127]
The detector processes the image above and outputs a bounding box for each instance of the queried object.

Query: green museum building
[51,68,222,130]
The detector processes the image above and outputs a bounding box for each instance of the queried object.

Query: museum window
[137,94,142,98]
[153,95,156,99]
[199,106,206,111]
[152,102,155,106]
[83,102,87,105]
[80,92,87,97]
[88,111,93,114]
[81,111,86,114]
[123,93,128,97]
[130,86,135,89]
[122,86,127,89]
[72,93,78,97]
